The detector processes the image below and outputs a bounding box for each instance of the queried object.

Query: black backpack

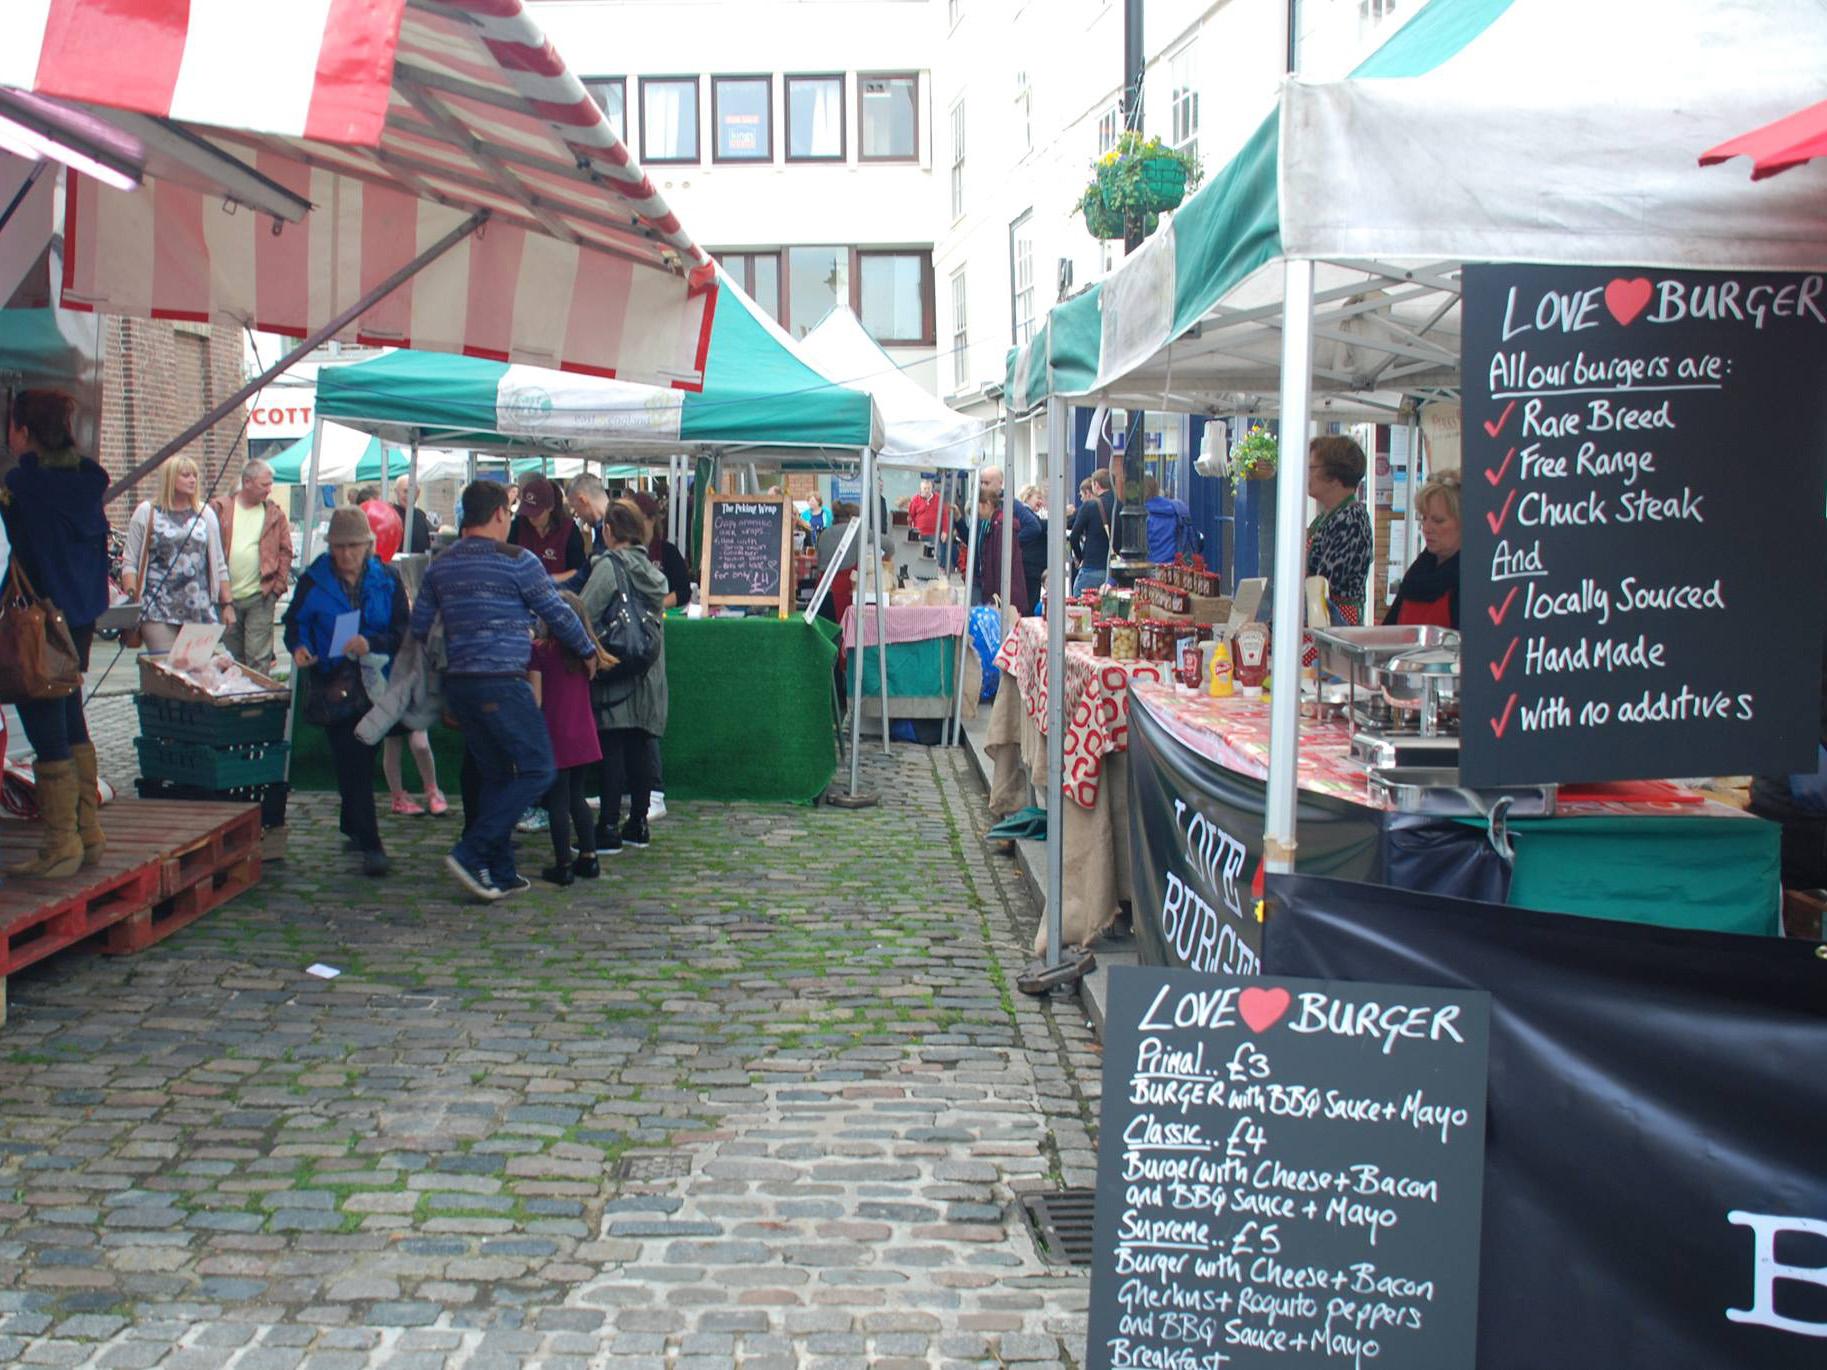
[589,551,661,699]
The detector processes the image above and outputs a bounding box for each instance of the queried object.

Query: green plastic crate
[134,736,290,789]
[135,692,290,746]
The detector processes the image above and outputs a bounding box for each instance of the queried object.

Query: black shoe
[599,829,624,857]
[492,873,532,897]
[573,855,600,879]
[540,863,574,887]
[593,819,616,849]
[620,818,650,849]
[362,849,391,878]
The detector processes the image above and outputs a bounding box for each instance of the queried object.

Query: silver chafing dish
[1311,625,1463,768]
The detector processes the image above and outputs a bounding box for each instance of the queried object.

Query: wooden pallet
[0,798,262,1025]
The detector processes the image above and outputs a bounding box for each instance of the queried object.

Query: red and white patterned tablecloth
[1129,681,1742,817]
[993,617,1171,807]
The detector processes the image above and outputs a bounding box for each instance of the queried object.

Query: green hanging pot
[1083,195,1127,240]
[1139,155,1188,211]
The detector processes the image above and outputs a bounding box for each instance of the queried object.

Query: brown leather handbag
[0,560,83,704]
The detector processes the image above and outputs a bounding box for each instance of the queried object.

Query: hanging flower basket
[1139,156,1188,210]
[1228,426,1279,496]
[1076,132,1203,245]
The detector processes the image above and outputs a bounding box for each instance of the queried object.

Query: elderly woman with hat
[283,506,410,877]
[510,474,588,590]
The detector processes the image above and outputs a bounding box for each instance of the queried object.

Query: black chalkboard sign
[699,492,792,616]
[1459,264,1827,786]
[1088,967,1490,1370]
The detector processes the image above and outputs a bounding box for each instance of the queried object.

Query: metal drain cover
[616,1152,694,1181]
[1019,1188,1098,1267]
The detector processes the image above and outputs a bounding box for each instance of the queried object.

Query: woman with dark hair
[1,390,110,878]
[283,506,410,877]
[627,490,691,609]
[582,500,669,854]
[1306,435,1374,623]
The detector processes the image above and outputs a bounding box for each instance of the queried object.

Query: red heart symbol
[1239,987,1291,1035]
[1604,277,1652,327]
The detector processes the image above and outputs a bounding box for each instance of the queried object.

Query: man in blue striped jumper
[413,480,599,900]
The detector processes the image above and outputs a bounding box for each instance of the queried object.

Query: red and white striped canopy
[1,0,717,388]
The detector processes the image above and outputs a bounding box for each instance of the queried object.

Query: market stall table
[1126,681,1780,972]
[290,614,840,806]
[841,604,979,728]
[985,616,1172,952]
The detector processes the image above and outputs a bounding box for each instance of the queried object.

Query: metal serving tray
[1311,625,1458,677]
[1368,766,1558,817]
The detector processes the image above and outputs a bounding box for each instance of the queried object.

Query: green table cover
[287,614,839,805]
[845,637,958,698]
[1502,814,1781,936]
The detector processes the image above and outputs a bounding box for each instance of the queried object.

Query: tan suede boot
[70,742,106,867]
[6,759,85,880]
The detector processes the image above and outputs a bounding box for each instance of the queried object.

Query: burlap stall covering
[985,676,1127,955]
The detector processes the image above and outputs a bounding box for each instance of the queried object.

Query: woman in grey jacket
[582,500,669,854]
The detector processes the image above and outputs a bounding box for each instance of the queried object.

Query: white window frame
[1009,211,1035,346]
[1096,101,1121,156]
[949,99,966,220]
[950,268,969,390]
[1169,42,1199,161]
[1014,70,1032,156]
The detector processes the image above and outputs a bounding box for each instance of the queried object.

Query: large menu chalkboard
[699,492,792,616]
[1460,264,1827,786]
[1089,968,1490,1370]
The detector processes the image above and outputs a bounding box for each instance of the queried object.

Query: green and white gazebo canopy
[1007,0,1827,416]
[317,270,883,464]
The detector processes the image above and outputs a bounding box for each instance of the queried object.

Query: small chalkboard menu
[1460,264,1827,786]
[699,492,792,617]
[1088,968,1490,1370]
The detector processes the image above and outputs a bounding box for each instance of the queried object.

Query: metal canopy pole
[1043,396,1069,967]
[298,416,328,571]
[948,463,984,747]
[108,210,489,502]
[870,450,892,756]
[1405,413,1422,604]
[1265,259,1318,877]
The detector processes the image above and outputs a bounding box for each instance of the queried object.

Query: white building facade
[934,0,1423,483]
[530,0,945,392]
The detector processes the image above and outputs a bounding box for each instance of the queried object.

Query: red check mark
[1489,692,1519,739]
[1485,488,1519,534]
[1483,399,1517,438]
[1484,447,1517,486]
[1489,637,1520,681]
[1488,586,1520,626]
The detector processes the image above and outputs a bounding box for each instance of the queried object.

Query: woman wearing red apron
[1385,472,1462,628]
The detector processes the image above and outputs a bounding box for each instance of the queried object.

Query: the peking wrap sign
[1126,692,1379,971]
[1264,873,1827,1369]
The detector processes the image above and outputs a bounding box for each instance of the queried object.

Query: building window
[1361,0,1399,19]
[854,250,933,346]
[718,251,782,322]
[948,0,964,26]
[582,77,626,141]
[711,75,772,162]
[1097,101,1121,156]
[859,73,918,161]
[640,76,699,164]
[785,246,849,336]
[785,74,845,161]
[1009,212,1034,345]
[949,101,965,220]
[1014,70,1032,155]
[1169,43,1199,162]
[950,269,969,390]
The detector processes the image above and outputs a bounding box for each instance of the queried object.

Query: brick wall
[97,318,249,529]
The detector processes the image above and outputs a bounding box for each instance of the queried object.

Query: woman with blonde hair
[121,454,232,652]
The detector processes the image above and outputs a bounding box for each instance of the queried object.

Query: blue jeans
[443,674,554,884]
[1073,566,1108,596]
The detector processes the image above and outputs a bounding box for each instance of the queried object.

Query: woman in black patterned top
[1305,435,1374,623]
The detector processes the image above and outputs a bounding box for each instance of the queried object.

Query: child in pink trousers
[533,590,604,886]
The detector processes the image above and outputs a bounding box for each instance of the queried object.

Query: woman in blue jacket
[282,507,408,876]
[0,391,109,879]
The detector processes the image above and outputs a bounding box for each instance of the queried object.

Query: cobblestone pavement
[0,726,1105,1366]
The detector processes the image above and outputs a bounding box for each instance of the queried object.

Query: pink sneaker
[391,792,425,816]
[424,787,449,817]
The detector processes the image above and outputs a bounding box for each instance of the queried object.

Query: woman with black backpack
[581,500,668,855]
